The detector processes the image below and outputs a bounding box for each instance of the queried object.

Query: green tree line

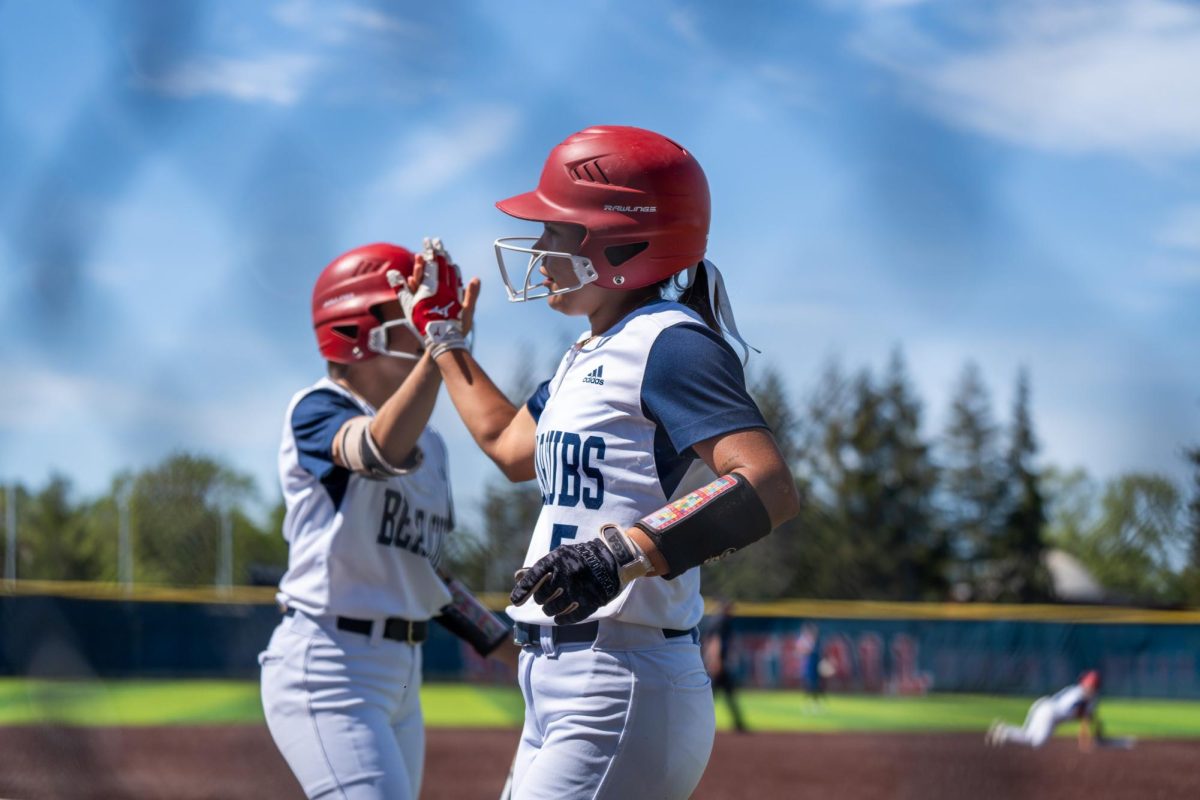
[447,349,1200,608]
[0,455,288,588]
[2,352,1198,606]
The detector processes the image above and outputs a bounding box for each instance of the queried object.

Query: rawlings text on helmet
[603,205,657,213]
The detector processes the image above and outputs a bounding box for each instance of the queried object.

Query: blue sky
[1,0,1198,531]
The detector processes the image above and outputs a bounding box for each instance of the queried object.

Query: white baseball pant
[511,619,715,799]
[260,610,425,799]
[994,698,1057,747]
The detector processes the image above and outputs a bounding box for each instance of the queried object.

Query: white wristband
[600,524,653,586]
[425,320,468,360]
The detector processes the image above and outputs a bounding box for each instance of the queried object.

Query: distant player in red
[987,670,1104,750]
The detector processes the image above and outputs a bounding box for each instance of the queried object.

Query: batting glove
[387,237,467,360]
[510,525,652,625]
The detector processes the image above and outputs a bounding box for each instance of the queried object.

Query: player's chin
[545,291,568,313]
[546,288,587,316]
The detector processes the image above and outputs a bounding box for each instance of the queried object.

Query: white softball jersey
[507,299,768,631]
[276,377,453,621]
[1045,683,1096,723]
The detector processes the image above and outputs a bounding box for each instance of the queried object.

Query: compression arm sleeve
[434,574,511,657]
[337,416,423,479]
[633,473,772,580]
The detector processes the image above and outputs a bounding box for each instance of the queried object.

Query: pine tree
[702,363,803,600]
[1187,445,1200,571]
[1180,445,1200,605]
[941,362,1005,600]
[876,349,947,600]
[786,359,864,599]
[995,368,1051,601]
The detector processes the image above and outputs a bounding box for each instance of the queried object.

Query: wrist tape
[633,472,772,580]
[425,320,468,360]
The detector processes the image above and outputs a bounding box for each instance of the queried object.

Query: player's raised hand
[460,274,481,337]
[387,237,471,358]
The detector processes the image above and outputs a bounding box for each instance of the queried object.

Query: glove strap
[425,320,468,360]
[600,525,652,587]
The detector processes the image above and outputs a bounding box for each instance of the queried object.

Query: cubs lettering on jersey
[534,430,605,510]
[277,377,453,620]
[508,300,767,631]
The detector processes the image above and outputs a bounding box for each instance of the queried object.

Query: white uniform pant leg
[998,698,1057,748]
[512,633,715,800]
[260,615,424,799]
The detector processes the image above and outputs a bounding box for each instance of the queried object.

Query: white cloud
[142,53,318,106]
[852,0,1200,157]
[1156,205,1200,252]
[378,105,522,197]
[755,63,818,110]
[0,363,294,498]
[845,0,931,9]
[1146,258,1200,287]
[338,7,426,36]
[273,1,426,43]
[667,8,705,47]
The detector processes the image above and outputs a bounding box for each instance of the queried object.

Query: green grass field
[0,679,1197,738]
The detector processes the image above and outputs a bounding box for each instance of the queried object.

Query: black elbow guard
[435,575,511,657]
[633,473,772,580]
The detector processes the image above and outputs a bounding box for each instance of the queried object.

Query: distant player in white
[260,242,515,800]
[399,126,802,799]
[987,670,1103,750]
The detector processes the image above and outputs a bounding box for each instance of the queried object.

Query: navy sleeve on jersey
[291,389,362,480]
[642,324,768,453]
[526,379,552,422]
[641,324,767,497]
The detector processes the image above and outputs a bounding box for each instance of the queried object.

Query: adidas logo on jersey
[582,365,605,385]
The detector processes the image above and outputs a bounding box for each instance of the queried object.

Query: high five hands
[388,237,482,358]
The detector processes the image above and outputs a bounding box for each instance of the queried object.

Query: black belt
[284,607,427,644]
[513,621,694,648]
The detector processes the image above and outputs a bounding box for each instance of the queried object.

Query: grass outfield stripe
[0,680,1197,737]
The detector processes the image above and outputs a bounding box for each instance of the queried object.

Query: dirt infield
[0,726,1195,799]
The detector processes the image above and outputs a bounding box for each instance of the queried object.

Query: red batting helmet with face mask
[494,125,711,300]
[312,243,420,363]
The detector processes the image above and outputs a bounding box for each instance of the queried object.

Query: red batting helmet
[495,125,710,296]
[1079,670,1101,691]
[312,243,416,363]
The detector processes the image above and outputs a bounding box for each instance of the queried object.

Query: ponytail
[662,261,758,364]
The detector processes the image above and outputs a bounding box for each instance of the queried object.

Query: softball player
[986,670,1103,750]
[260,242,514,800]
[400,126,801,799]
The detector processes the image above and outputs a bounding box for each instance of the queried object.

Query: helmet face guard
[366,319,423,360]
[493,237,598,302]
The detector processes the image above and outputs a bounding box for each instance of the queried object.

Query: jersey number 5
[550,523,578,550]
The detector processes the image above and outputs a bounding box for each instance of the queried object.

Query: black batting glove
[510,540,622,625]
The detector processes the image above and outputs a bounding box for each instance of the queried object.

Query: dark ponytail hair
[658,262,720,333]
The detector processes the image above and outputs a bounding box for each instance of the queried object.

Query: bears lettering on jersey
[535,430,606,510]
[377,488,450,564]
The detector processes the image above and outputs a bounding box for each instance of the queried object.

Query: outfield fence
[1,582,1197,697]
